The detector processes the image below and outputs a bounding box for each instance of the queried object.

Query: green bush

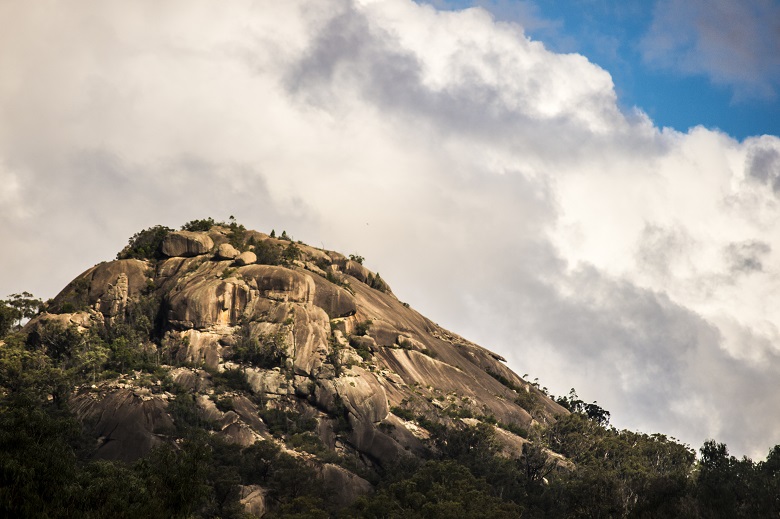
[231,325,288,369]
[366,272,388,292]
[281,242,302,265]
[259,408,317,438]
[210,368,252,393]
[252,239,283,265]
[117,225,173,260]
[390,406,415,421]
[354,320,372,336]
[181,218,219,232]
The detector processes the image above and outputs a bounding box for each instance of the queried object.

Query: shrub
[390,406,415,421]
[253,239,283,265]
[231,325,288,369]
[167,392,218,432]
[485,368,522,393]
[281,243,302,265]
[180,218,219,232]
[227,221,247,250]
[259,408,317,438]
[367,272,388,292]
[354,320,372,336]
[210,368,252,393]
[117,225,173,260]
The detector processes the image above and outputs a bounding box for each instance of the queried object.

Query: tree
[181,217,218,232]
[0,292,43,335]
[0,300,17,339]
[282,243,302,265]
[555,388,610,426]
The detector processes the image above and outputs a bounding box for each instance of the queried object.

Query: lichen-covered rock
[240,265,313,303]
[339,259,370,283]
[246,367,290,395]
[161,231,214,257]
[290,304,330,376]
[170,367,212,392]
[31,310,98,331]
[332,366,388,423]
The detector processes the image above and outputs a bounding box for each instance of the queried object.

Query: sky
[2,0,780,458]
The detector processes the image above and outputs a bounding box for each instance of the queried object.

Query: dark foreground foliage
[4,288,780,518]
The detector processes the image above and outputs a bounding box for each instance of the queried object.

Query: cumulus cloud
[2,0,780,457]
[641,0,780,100]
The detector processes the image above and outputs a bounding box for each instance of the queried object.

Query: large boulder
[332,366,388,424]
[239,486,266,517]
[70,388,173,462]
[235,251,257,266]
[240,265,314,303]
[161,231,214,257]
[216,243,240,260]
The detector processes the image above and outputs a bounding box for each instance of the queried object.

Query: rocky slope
[26,223,567,511]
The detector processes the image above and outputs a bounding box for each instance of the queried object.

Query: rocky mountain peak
[21,220,567,512]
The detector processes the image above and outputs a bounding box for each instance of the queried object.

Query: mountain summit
[47,221,562,453]
[20,220,564,509]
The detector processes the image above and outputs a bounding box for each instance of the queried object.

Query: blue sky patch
[427,0,780,139]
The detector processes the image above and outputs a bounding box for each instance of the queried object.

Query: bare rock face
[332,366,388,423]
[166,263,252,329]
[161,231,214,257]
[98,272,129,322]
[320,464,372,507]
[49,259,150,314]
[172,329,223,368]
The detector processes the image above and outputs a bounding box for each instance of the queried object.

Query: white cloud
[2,0,780,457]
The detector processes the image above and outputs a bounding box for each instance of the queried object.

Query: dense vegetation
[3,298,780,518]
